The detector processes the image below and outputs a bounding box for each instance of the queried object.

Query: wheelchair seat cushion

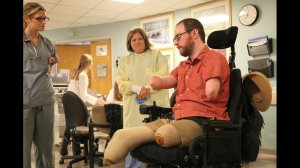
[131,141,190,166]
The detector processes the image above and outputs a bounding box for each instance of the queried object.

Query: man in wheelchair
[103,18,231,166]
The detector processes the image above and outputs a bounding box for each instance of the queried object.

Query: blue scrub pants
[125,153,143,168]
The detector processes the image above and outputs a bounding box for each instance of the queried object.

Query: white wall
[232,0,277,150]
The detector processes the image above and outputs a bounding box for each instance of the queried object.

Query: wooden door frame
[55,36,114,86]
[55,36,111,45]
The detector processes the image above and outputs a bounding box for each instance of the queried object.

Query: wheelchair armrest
[139,102,173,122]
[205,120,240,130]
[140,105,172,115]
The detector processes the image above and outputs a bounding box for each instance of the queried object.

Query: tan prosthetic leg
[156,119,203,147]
[103,126,155,165]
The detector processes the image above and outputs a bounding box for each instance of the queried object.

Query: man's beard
[179,40,194,57]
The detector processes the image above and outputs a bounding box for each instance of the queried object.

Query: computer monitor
[51,73,69,87]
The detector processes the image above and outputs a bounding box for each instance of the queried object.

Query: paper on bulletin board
[97,64,107,77]
[96,45,107,56]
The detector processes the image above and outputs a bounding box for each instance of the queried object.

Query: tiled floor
[242,153,276,168]
[31,145,276,168]
[31,144,125,168]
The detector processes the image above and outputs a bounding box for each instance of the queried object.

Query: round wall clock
[239,4,259,26]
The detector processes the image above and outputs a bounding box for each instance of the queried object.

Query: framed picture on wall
[140,13,174,49]
[96,64,107,77]
[96,45,107,56]
[160,48,175,98]
[160,48,175,73]
[191,0,231,58]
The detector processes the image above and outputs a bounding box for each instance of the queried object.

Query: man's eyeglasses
[32,17,50,22]
[173,29,193,42]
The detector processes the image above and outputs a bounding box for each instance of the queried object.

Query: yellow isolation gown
[116,49,170,128]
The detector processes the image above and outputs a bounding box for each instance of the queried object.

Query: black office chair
[59,91,91,168]
[131,26,242,168]
[104,103,123,137]
[88,103,123,168]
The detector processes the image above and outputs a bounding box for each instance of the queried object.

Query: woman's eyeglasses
[32,17,50,22]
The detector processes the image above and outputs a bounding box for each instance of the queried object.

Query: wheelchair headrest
[207,26,238,49]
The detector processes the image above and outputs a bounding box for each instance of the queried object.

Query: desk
[91,105,110,134]
[88,103,123,168]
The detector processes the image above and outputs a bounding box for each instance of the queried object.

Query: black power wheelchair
[131,26,243,168]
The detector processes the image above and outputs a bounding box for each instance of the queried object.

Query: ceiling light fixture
[112,0,144,4]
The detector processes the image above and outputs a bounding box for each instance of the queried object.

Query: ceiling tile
[84,9,120,19]
[59,0,103,9]
[142,0,182,8]
[173,0,213,9]
[23,0,60,5]
[75,16,109,25]
[95,0,135,12]
[127,5,166,15]
[110,12,139,22]
[51,5,90,16]
[23,0,216,30]
[47,13,79,22]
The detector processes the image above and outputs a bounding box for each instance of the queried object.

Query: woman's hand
[137,87,150,99]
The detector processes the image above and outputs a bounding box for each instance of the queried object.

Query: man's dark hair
[176,18,206,43]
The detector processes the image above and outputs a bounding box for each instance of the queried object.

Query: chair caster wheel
[59,159,64,164]
[67,164,72,168]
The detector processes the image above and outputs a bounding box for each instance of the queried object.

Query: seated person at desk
[60,54,105,156]
[106,60,123,103]
[106,82,123,103]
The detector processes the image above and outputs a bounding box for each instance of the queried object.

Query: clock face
[239,4,259,26]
